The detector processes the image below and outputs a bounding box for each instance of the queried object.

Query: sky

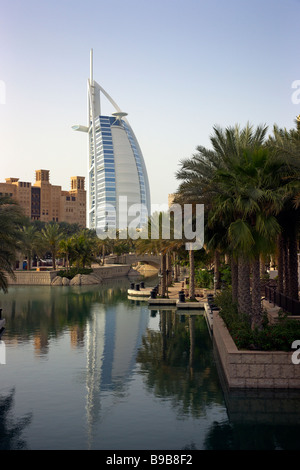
[1,0,300,208]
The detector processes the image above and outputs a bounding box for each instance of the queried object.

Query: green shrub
[219,265,232,285]
[57,267,93,280]
[195,269,213,288]
[214,288,300,351]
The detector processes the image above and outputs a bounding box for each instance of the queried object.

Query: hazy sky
[1,0,300,207]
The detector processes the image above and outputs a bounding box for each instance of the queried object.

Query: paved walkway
[159,281,216,300]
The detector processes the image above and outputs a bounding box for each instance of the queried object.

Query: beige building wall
[0,170,86,227]
[60,176,86,226]
[0,178,32,219]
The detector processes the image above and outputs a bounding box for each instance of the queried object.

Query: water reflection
[1,283,300,449]
[0,280,131,355]
[211,341,300,450]
[84,290,149,447]
[137,309,224,419]
[0,388,32,450]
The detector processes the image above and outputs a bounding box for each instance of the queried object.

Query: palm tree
[39,223,64,270]
[58,237,74,271]
[267,118,300,300]
[210,146,283,326]
[0,196,25,291]
[136,213,179,297]
[70,230,96,269]
[20,225,39,271]
[175,123,286,327]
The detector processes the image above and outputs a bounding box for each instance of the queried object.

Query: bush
[57,267,93,280]
[195,268,213,288]
[214,289,300,351]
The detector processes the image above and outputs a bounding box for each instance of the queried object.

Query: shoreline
[7,264,140,286]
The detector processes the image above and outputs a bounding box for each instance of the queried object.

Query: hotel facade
[0,170,86,226]
[72,49,151,233]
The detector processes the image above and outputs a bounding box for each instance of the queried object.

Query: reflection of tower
[85,305,106,448]
[72,49,151,231]
[84,300,149,448]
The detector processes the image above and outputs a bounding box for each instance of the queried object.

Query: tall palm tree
[0,196,25,291]
[267,119,300,300]
[58,237,74,271]
[20,224,39,271]
[175,123,286,327]
[39,223,64,270]
[70,230,96,269]
[210,147,283,325]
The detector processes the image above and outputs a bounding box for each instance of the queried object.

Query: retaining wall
[8,265,131,286]
[213,311,300,389]
[7,271,57,286]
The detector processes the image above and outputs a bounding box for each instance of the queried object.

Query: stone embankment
[8,265,135,286]
[51,273,102,286]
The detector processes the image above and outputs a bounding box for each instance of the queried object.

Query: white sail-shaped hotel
[73,49,151,233]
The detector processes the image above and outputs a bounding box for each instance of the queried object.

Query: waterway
[0,278,300,451]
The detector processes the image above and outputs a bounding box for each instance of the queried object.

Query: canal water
[1,278,300,451]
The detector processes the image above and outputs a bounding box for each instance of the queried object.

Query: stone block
[237,364,250,378]
[265,364,281,379]
[62,277,70,286]
[51,276,62,286]
[249,364,265,378]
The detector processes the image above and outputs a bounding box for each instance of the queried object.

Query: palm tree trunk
[27,254,32,271]
[52,249,56,270]
[277,234,284,293]
[259,254,265,278]
[231,256,238,303]
[288,228,299,300]
[214,250,221,291]
[283,233,289,296]
[173,253,178,282]
[238,255,252,320]
[251,256,262,329]
[161,253,167,297]
[167,251,172,286]
[189,249,195,300]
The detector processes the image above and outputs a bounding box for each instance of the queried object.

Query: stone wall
[92,265,131,279]
[213,311,300,389]
[8,265,131,286]
[7,271,58,286]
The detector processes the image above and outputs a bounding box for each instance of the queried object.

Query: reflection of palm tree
[0,388,32,449]
[136,311,223,418]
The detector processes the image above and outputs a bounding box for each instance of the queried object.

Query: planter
[213,311,300,389]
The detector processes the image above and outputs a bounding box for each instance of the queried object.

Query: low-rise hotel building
[0,169,86,227]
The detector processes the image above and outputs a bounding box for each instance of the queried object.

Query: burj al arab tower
[72,49,151,233]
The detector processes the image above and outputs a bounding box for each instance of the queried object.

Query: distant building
[72,49,151,232]
[0,170,86,226]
